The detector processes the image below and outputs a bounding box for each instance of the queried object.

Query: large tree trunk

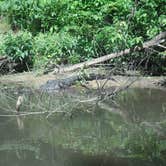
[51,31,166,74]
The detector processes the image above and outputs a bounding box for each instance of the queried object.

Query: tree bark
[50,31,166,74]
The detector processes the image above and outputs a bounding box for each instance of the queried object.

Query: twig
[103,77,139,100]
[46,103,68,118]
[0,110,67,117]
[157,44,166,49]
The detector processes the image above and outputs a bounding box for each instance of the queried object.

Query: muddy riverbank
[0,71,166,90]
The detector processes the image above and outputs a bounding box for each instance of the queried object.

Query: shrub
[0,0,165,74]
[33,32,79,67]
[1,31,34,68]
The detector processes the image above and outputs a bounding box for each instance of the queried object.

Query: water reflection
[16,115,24,130]
[0,88,165,166]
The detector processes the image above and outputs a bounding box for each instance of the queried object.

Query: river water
[0,88,166,166]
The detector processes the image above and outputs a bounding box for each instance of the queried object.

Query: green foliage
[1,31,34,66]
[34,32,79,66]
[1,0,165,37]
[130,0,166,38]
[0,0,165,74]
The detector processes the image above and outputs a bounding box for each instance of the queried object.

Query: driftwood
[51,31,166,74]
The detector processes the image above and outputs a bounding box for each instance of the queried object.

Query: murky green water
[0,88,166,166]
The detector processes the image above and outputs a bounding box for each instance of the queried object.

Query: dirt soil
[0,72,56,88]
[0,70,166,90]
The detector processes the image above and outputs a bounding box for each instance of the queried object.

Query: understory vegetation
[0,0,165,74]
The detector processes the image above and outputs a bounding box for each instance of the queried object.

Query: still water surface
[0,88,166,166]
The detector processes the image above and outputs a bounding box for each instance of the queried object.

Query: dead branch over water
[0,75,138,117]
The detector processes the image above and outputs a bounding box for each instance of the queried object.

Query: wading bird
[16,95,24,112]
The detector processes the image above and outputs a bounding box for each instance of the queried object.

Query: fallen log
[51,31,166,74]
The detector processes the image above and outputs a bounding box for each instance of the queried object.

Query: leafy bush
[0,0,70,34]
[1,31,34,67]
[129,0,166,39]
[34,32,79,66]
[1,0,165,38]
[0,0,165,74]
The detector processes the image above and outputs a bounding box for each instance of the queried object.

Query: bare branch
[157,44,166,49]
[51,31,166,74]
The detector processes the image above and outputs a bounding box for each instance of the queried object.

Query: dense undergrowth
[0,0,165,74]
